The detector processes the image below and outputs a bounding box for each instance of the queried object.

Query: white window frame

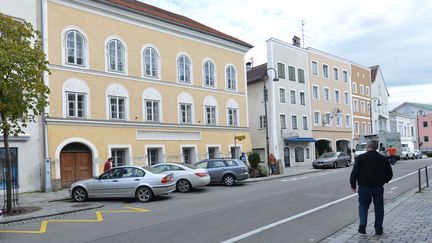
[66,92,87,118]
[142,45,160,79]
[343,70,348,83]
[280,114,287,129]
[334,89,340,104]
[355,121,360,134]
[259,115,266,129]
[62,27,89,68]
[366,86,370,97]
[322,64,329,79]
[353,82,358,93]
[225,64,237,91]
[311,61,318,76]
[324,112,332,127]
[353,99,359,113]
[344,92,349,105]
[336,113,342,127]
[290,89,296,104]
[177,92,194,124]
[108,144,132,166]
[292,115,298,130]
[300,91,306,105]
[144,99,160,122]
[179,103,193,124]
[177,53,193,84]
[323,87,331,102]
[361,101,366,113]
[333,67,339,80]
[279,88,286,103]
[312,85,320,100]
[143,87,162,122]
[63,78,90,119]
[203,59,216,88]
[145,144,165,165]
[302,116,308,130]
[109,96,126,120]
[105,38,127,74]
[362,122,367,135]
[345,115,351,128]
[360,84,364,95]
[313,111,321,126]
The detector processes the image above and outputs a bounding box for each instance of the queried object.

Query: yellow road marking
[0,206,149,234]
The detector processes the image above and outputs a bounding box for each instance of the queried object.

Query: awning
[285,137,316,143]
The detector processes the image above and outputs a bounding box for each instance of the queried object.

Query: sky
[140,0,432,109]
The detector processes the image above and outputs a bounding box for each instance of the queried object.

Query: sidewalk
[244,163,320,183]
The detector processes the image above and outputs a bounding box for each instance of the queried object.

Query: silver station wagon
[69,166,175,203]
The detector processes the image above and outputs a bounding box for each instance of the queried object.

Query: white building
[0,0,44,192]
[370,65,390,133]
[389,111,416,150]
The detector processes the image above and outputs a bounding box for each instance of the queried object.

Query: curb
[243,169,324,183]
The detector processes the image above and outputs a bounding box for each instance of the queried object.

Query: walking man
[386,145,397,165]
[350,140,393,235]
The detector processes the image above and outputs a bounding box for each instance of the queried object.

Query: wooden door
[60,152,92,188]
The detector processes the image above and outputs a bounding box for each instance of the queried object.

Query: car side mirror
[94,176,100,180]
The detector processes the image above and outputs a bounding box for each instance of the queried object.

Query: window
[67,92,86,118]
[300,92,306,105]
[366,86,370,96]
[145,100,160,122]
[360,101,366,113]
[360,84,364,95]
[353,82,357,93]
[298,69,305,83]
[179,103,192,124]
[314,111,320,125]
[344,92,349,105]
[292,115,298,130]
[425,136,429,142]
[226,65,237,90]
[343,70,348,82]
[335,90,340,103]
[205,106,217,125]
[290,90,296,104]
[178,54,191,83]
[336,113,342,127]
[367,102,371,114]
[109,96,126,120]
[147,148,161,165]
[207,147,219,159]
[107,39,125,72]
[345,115,351,127]
[324,112,331,126]
[288,66,296,81]
[311,61,318,75]
[355,122,360,134]
[279,88,286,103]
[423,121,428,127]
[324,88,330,101]
[0,148,18,189]
[227,108,238,126]
[203,60,215,87]
[111,148,126,167]
[362,122,366,135]
[306,148,310,160]
[280,114,287,129]
[277,63,285,79]
[295,147,304,162]
[259,116,266,129]
[182,147,196,164]
[65,30,85,66]
[333,67,339,80]
[353,99,359,113]
[302,116,308,130]
[323,64,329,78]
[312,85,319,100]
[143,47,159,78]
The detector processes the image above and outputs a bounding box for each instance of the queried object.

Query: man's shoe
[358,225,366,234]
[375,227,383,235]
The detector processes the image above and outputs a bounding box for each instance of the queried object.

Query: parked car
[413,149,423,159]
[152,163,210,192]
[194,159,249,186]
[69,166,175,203]
[401,147,414,160]
[312,152,350,169]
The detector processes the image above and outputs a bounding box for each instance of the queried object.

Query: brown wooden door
[60,152,92,188]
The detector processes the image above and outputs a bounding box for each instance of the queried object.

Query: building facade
[389,111,416,150]
[351,64,371,147]
[417,113,432,152]
[45,0,252,188]
[0,0,45,192]
[370,65,390,133]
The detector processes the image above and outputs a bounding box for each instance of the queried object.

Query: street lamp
[264,67,279,172]
[417,110,426,150]
[369,97,381,134]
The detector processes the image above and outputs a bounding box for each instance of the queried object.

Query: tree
[0,13,50,213]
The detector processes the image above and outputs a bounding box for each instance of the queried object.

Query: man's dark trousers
[358,185,384,230]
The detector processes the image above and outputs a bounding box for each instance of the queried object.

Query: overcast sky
[140,0,432,108]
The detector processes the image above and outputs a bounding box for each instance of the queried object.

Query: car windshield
[402,147,410,152]
[181,163,198,169]
[320,152,337,158]
[143,166,163,174]
[356,144,367,151]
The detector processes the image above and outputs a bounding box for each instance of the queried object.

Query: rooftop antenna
[300,19,311,48]
[250,57,254,68]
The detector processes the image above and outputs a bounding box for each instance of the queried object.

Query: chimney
[246,62,252,71]
[292,36,301,47]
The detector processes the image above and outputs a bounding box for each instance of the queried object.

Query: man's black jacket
[350,150,393,188]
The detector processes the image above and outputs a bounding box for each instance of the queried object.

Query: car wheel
[333,162,337,169]
[223,174,236,186]
[345,161,350,167]
[136,186,153,203]
[313,165,318,169]
[72,187,88,202]
[176,179,192,193]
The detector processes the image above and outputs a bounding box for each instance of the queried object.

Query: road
[1,158,431,243]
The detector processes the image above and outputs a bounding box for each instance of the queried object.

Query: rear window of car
[143,166,163,174]
[208,161,225,168]
[224,160,238,167]
[181,164,198,170]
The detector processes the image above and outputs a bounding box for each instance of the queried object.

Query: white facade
[389,111,416,150]
[370,65,390,133]
[0,0,44,192]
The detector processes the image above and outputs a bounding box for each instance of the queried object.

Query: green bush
[426,152,432,157]
[248,152,261,169]
[258,163,269,177]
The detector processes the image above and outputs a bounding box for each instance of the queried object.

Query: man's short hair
[367,140,379,150]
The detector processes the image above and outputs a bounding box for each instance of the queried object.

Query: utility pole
[301,19,305,48]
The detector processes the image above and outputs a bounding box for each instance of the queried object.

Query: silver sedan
[152,163,210,192]
[69,166,175,203]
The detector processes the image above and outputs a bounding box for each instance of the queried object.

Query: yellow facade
[351,64,372,145]
[46,0,251,188]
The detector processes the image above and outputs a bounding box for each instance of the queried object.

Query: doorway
[60,143,92,188]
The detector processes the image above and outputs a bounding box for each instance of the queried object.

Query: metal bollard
[425,166,429,188]
[418,168,422,192]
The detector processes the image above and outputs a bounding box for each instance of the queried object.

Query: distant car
[194,159,249,186]
[152,163,210,192]
[312,152,350,169]
[413,149,423,159]
[69,166,175,203]
[401,147,414,160]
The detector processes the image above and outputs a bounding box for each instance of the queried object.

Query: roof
[247,63,267,84]
[101,0,253,48]
[370,65,379,82]
[392,102,432,112]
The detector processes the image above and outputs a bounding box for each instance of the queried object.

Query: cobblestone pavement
[322,187,432,243]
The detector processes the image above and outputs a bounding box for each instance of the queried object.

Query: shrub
[248,152,261,169]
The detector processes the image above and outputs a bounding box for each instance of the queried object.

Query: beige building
[307,48,352,158]
[44,0,252,188]
[351,64,372,146]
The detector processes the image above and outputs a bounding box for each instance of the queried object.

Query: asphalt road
[1,158,431,243]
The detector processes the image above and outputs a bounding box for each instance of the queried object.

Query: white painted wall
[371,66,390,133]
[389,111,416,150]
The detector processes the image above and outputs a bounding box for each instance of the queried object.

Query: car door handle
[134,179,140,181]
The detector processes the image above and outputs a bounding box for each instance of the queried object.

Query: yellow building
[44,0,252,188]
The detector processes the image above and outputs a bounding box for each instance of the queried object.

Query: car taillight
[161,176,169,184]
[195,172,207,177]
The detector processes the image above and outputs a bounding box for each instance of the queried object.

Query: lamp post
[417,110,426,150]
[369,97,381,134]
[264,67,279,172]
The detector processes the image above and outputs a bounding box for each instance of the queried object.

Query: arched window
[63,78,90,118]
[106,83,129,120]
[143,47,159,78]
[203,60,215,87]
[107,39,125,72]
[295,147,305,162]
[203,96,218,126]
[226,65,237,90]
[143,88,162,122]
[177,54,191,83]
[226,99,239,127]
[65,30,85,66]
[178,92,194,124]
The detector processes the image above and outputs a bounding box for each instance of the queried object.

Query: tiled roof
[101,0,253,48]
[370,65,379,82]
[247,63,267,83]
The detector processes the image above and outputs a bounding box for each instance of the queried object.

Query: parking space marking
[0,206,149,234]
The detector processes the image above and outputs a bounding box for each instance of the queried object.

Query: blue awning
[285,137,316,143]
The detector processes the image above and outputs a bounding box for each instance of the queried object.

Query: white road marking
[222,166,432,243]
[390,187,398,190]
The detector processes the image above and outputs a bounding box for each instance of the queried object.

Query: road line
[222,167,431,243]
